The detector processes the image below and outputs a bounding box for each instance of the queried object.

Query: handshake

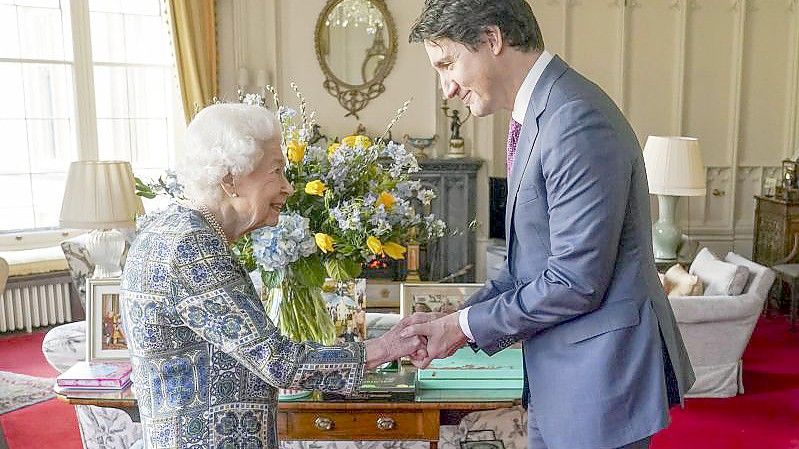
[364,311,469,370]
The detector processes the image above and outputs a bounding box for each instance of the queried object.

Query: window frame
[0,0,182,250]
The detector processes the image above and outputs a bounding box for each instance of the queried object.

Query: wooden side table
[769,264,799,332]
[753,195,799,266]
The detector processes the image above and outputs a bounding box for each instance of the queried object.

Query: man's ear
[484,25,504,56]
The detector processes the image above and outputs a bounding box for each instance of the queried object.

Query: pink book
[57,361,132,390]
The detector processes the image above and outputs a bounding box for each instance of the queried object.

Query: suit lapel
[505,56,569,257]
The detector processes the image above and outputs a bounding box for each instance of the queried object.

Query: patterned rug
[0,371,55,415]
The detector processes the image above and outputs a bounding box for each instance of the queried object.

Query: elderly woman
[120,104,424,449]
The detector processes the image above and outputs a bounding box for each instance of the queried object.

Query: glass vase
[262,275,336,346]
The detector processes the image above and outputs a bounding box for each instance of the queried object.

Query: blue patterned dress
[120,204,366,449]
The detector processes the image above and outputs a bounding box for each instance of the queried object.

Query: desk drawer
[278,410,438,440]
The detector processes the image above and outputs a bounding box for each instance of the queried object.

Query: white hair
[178,103,281,203]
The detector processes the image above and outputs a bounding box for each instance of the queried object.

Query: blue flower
[250,213,317,271]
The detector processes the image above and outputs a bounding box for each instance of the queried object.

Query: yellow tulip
[315,233,335,253]
[305,180,327,196]
[342,135,372,148]
[327,141,341,156]
[286,140,306,163]
[383,242,407,260]
[366,236,383,255]
[376,191,395,210]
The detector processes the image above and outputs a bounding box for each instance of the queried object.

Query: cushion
[689,248,749,296]
[42,321,86,373]
[665,264,704,297]
[0,246,68,277]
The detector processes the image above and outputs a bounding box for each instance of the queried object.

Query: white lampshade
[643,136,706,197]
[60,160,143,229]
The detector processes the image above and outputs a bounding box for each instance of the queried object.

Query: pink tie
[506,119,522,178]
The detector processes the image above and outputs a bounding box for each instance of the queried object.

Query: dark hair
[409,0,544,52]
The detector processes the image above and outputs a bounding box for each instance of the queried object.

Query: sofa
[667,250,775,397]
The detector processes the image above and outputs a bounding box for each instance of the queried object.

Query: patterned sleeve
[170,228,365,393]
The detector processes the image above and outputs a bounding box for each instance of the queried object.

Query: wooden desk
[753,195,799,266]
[55,369,521,448]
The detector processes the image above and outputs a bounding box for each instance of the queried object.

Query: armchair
[668,252,775,397]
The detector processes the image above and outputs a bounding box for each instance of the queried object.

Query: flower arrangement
[235,84,446,343]
[137,83,446,345]
[236,83,445,277]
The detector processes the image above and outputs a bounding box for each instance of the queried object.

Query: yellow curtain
[167,0,218,124]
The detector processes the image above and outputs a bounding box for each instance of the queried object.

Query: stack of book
[56,361,132,390]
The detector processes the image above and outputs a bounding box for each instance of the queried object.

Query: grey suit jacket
[465,56,695,449]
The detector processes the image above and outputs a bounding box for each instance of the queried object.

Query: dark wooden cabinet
[415,158,482,282]
[753,195,799,266]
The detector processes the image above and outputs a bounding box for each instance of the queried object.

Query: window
[0,0,184,246]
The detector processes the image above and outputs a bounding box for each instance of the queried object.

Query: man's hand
[364,321,427,370]
[400,312,467,368]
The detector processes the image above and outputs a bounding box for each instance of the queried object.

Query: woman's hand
[364,323,428,370]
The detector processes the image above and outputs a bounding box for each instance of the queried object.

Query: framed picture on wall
[400,283,484,317]
[86,277,129,361]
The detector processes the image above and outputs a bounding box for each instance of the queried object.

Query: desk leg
[430,442,437,449]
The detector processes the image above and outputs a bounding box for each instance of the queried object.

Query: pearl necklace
[195,203,231,247]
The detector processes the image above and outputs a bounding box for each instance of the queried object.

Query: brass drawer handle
[314,416,334,431]
[376,416,395,430]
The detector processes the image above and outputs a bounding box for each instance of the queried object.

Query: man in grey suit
[401,1,696,448]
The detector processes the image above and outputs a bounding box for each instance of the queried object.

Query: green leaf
[324,258,362,281]
[292,255,326,288]
[232,234,257,272]
[261,269,283,289]
[134,177,156,198]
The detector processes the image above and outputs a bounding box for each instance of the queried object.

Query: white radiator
[0,272,73,333]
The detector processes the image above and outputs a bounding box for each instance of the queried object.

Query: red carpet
[0,318,796,448]
[653,316,799,449]
[0,330,82,449]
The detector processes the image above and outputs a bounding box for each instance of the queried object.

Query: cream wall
[217,0,799,277]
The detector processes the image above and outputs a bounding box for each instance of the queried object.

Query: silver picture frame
[85,277,130,361]
[400,282,484,317]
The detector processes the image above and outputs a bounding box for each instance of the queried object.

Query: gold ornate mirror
[315,0,397,119]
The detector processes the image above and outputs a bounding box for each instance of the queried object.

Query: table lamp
[60,161,143,278]
[643,136,706,261]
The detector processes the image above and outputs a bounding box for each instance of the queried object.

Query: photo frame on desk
[400,282,484,317]
[86,277,129,361]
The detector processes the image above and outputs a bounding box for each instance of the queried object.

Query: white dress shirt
[458,50,554,342]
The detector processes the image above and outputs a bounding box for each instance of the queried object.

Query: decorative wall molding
[725,0,747,230]
[787,0,799,158]
[215,0,799,261]
[674,0,689,134]
[232,0,248,76]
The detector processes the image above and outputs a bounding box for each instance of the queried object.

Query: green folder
[416,347,524,390]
